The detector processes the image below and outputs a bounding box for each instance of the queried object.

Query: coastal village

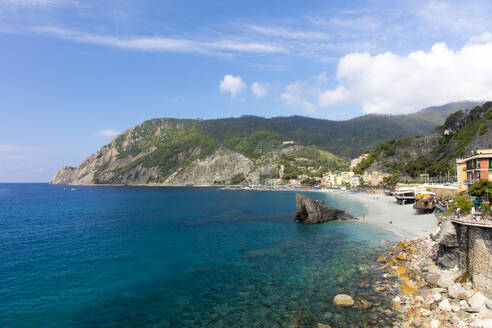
[300,148,492,328]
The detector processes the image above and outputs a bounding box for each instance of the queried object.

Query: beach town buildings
[362,170,391,186]
[350,153,369,170]
[350,175,361,187]
[456,149,492,190]
[321,170,390,187]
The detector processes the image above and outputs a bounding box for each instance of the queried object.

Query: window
[489,158,492,169]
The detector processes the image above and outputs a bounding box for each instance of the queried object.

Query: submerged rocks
[333,294,355,307]
[295,194,356,224]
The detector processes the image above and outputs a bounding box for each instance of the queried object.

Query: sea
[0,184,400,328]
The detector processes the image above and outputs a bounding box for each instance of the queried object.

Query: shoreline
[311,189,439,239]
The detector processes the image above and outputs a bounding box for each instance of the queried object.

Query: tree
[301,178,317,186]
[380,173,400,189]
[469,179,492,202]
[448,194,473,215]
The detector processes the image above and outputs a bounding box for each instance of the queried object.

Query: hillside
[52,101,481,186]
[355,102,492,177]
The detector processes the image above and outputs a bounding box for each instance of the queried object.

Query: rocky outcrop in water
[295,194,356,224]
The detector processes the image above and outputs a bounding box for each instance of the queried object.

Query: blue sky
[2,0,492,182]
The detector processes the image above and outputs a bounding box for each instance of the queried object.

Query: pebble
[433,293,443,302]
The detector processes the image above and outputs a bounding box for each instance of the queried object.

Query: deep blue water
[1,184,399,328]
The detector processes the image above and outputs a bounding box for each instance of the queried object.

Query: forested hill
[197,100,482,158]
[354,101,492,177]
[51,101,481,186]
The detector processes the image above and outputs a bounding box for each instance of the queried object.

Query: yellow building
[456,158,467,192]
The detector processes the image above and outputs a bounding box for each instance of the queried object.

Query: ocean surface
[1,184,399,328]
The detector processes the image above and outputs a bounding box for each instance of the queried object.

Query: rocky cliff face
[51,143,271,186]
[51,114,348,186]
[163,146,255,185]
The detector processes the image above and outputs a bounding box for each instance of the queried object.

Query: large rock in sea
[295,194,356,224]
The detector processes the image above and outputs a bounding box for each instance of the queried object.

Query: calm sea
[0,184,399,327]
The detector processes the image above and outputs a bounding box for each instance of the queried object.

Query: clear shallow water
[0,184,398,328]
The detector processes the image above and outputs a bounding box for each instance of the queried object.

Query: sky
[2,0,492,182]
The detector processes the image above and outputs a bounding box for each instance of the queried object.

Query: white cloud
[96,129,120,137]
[319,86,350,107]
[468,32,492,45]
[219,75,246,98]
[251,82,269,99]
[281,82,316,113]
[30,26,285,55]
[318,37,492,114]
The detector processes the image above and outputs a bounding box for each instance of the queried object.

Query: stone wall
[433,221,492,298]
[467,225,492,297]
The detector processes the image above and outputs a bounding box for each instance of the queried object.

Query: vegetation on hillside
[354,102,492,178]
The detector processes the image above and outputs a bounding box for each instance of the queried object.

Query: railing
[465,178,481,185]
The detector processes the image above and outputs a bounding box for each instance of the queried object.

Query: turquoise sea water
[1,184,399,328]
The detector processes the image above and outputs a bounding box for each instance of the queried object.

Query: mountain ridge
[52,101,483,186]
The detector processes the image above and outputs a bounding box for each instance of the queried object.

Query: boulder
[316,324,332,328]
[431,220,459,247]
[438,299,452,312]
[448,283,466,299]
[354,298,373,309]
[333,294,355,307]
[430,319,441,328]
[295,194,356,224]
[469,292,488,310]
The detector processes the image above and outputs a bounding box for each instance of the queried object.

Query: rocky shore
[377,237,492,328]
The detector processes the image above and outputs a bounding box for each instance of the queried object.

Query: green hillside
[53,101,482,185]
[355,102,492,177]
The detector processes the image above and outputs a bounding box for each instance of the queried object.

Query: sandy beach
[319,191,439,238]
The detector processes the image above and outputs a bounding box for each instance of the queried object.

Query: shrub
[480,203,490,213]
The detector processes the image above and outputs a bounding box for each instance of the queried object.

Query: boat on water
[394,190,416,205]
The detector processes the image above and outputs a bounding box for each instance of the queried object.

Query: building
[371,173,390,186]
[458,149,492,188]
[350,175,361,187]
[360,170,390,186]
[282,141,295,145]
[456,159,467,191]
[341,171,354,185]
[350,153,369,170]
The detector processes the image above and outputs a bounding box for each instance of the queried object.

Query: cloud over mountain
[319,38,492,114]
